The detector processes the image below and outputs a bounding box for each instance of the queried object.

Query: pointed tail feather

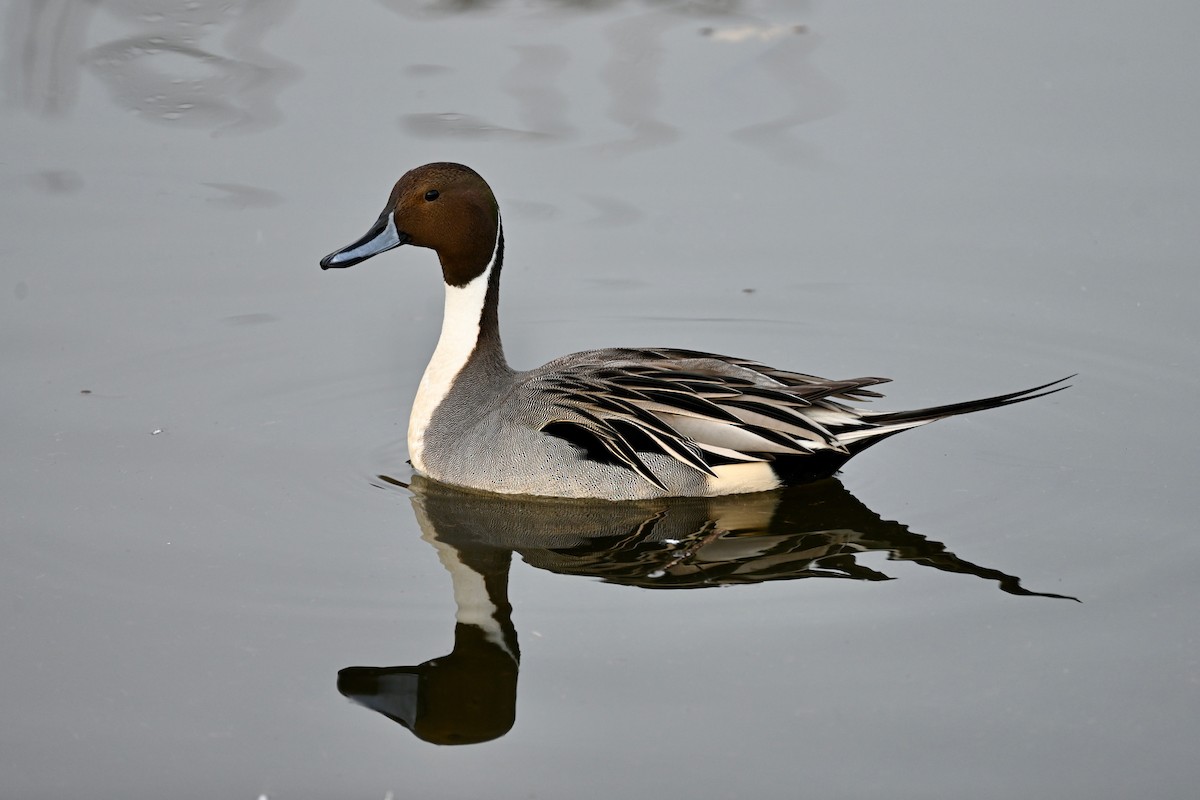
[843,375,1073,453]
[868,376,1073,424]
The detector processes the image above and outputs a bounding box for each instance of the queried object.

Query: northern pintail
[321,162,1067,500]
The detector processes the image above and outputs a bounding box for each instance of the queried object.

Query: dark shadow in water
[338,475,1074,745]
[4,0,299,135]
[399,44,575,143]
[3,0,96,116]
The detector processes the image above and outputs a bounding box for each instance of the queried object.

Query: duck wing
[531,348,892,489]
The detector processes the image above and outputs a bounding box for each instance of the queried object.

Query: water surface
[3,2,1198,798]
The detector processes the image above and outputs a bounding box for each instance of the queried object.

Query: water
[3,2,1198,798]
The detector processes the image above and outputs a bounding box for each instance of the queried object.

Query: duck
[321,162,1067,500]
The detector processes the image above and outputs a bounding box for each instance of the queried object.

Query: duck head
[320,162,500,288]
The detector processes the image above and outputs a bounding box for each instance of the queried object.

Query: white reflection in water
[702,22,806,43]
[202,182,283,209]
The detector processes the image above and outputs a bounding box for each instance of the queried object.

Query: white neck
[407,261,495,472]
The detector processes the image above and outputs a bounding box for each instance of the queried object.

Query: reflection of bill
[4,0,297,133]
[338,476,1074,746]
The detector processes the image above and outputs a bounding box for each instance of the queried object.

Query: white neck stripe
[407,229,501,471]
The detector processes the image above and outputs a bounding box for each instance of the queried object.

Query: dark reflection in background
[339,476,1074,745]
[6,0,833,166]
[378,0,751,17]
[5,0,298,133]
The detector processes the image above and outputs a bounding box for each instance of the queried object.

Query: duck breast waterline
[321,162,1067,500]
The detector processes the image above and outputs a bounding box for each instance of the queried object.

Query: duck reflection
[338,475,1072,745]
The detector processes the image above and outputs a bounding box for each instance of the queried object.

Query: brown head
[320,162,500,287]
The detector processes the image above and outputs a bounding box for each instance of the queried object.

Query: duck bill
[320,209,410,269]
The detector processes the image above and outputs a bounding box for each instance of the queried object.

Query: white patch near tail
[704,462,782,496]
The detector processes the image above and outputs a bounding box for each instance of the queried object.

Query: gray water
[3,2,1198,798]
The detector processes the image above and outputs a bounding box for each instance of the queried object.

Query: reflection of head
[339,534,520,746]
[338,622,519,745]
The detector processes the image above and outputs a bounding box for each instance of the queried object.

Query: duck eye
[424,189,440,202]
